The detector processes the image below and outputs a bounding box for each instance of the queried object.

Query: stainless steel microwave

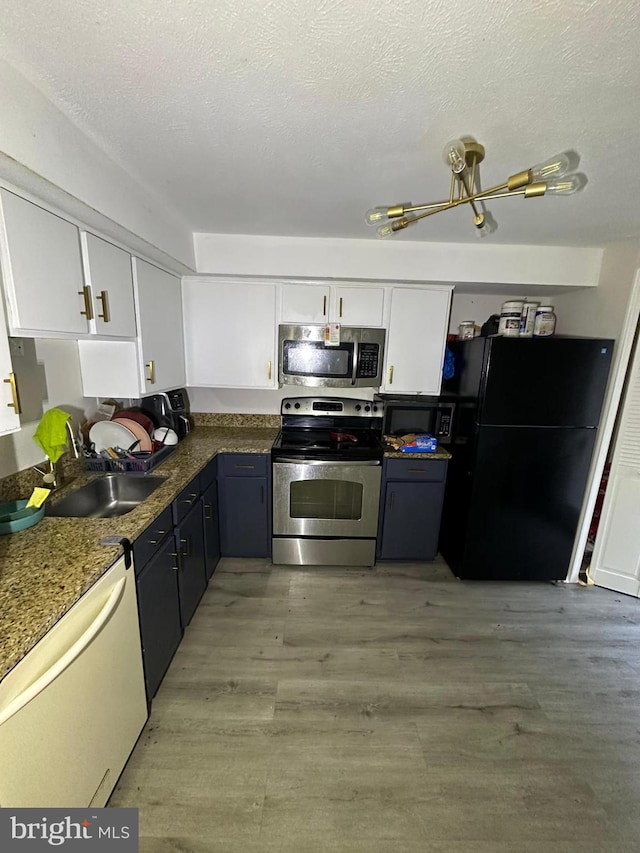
[278,325,386,389]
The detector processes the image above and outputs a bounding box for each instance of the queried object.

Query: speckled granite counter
[0,426,277,682]
[383,446,452,460]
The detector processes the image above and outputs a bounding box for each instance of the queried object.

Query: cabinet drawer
[172,475,202,525]
[384,458,447,482]
[133,505,174,574]
[218,453,268,477]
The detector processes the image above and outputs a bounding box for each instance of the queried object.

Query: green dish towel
[33,408,71,463]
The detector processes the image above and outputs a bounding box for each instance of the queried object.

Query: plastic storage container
[519,301,539,337]
[533,305,557,337]
[457,320,476,340]
[498,300,524,337]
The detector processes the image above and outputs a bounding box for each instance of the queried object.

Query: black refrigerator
[439,336,614,581]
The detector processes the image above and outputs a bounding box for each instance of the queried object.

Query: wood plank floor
[110,557,640,852]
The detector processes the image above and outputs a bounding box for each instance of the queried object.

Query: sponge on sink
[33,408,71,463]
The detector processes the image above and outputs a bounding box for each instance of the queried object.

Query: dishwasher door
[0,553,148,807]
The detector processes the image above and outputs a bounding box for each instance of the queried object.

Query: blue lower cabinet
[218,454,271,558]
[202,481,221,579]
[135,535,183,701]
[175,500,207,626]
[377,459,448,561]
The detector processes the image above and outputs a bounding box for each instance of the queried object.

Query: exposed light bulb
[377,222,394,239]
[442,139,467,174]
[365,207,389,226]
[530,151,580,182]
[544,173,588,195]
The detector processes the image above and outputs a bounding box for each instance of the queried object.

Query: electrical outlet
[9,338,25,358]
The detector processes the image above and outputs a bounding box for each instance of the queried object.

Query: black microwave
[376,395,455,444]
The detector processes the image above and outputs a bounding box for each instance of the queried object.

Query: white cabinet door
[333,286,385,326]
[0,300,20,436]
[82,233,136,338]
[0,190,89,336]
[184,279,277,388]
[134,259,185,394]
[281,283,330,324]
[381,287,451,395]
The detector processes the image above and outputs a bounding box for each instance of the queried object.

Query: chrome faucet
[33,420,80,489]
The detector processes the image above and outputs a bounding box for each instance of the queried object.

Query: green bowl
[0,499,46,534]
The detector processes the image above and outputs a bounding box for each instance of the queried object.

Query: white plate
[89,420,137,453]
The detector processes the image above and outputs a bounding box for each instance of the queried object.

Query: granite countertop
[0,426,278,682]
[382,446,452,460]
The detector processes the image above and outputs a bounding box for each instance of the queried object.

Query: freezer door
[480,337,614,427]
[456,425,597,581]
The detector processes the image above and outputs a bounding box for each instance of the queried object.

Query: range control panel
[281,397,383,418]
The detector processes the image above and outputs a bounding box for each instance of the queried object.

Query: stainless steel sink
[46,474,168,518]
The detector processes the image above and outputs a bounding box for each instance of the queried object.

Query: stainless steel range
[271,396,384,567]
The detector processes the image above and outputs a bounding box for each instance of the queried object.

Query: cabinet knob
[268,360,272,381]
[339,296,343,318]
[323,295,327,316]
[388,365,394,384]
[145,360,156,384]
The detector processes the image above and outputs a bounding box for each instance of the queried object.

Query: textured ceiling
[0,0,638,247]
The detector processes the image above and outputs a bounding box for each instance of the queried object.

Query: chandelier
[365,138,587,238]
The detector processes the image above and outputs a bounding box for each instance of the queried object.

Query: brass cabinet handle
[339,297,343,318]
[388,365,394,384]
[268,360,272,381]
[181,493,198,505]
[389,491,395,510]
[322,295,327,316]
[145,360,156,384]
[4,372,21,414]
[146,529,168,545]
[169,551,181,571]
[78,286,94,320]
[96,289,111,322]
[204,504,213,520]
[235,464,255,469]
[180,536,191,558]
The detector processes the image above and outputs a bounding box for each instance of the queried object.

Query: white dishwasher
[0,552,148,807]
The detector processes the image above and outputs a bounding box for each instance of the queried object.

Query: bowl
[0,499,46,534]
[152,427,179,446]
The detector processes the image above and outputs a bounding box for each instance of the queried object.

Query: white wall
[193,232,603,289]
[0,60,194,270]
[189,386,376,415]
[0,339,93,478]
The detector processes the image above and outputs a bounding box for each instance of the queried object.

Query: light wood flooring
[110,557,640,852]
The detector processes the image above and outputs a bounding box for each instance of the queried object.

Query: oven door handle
[273,458,381,466]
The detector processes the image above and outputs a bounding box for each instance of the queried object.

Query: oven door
[272,460,382,538]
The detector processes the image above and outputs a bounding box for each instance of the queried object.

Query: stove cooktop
[272,428,383,462]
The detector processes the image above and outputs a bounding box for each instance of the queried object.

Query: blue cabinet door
[219,474,270,557]
[176,501,207,625]
[202,481,221,579]
[379,480,445,561]
[136,535,183,700]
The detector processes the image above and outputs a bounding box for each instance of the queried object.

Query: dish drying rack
[83,444,175,474]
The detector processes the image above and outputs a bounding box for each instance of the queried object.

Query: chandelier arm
[459,171,482,219]
[402,181,513,226]
[449,173,455,204]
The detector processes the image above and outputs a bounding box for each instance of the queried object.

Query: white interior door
[592,324,640,595]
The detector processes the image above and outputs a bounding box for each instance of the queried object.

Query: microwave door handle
[351,341,358,386]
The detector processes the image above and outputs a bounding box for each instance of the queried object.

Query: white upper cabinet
[381,287,452,395]
[280,283,385,327]
[333,285,384,326]
[0,190,89,336]
[281,283,330,324]
[81,233,136,338]
[184,279,277,389]
[134,259,185,394]
[78,259,185,398]
[0,302,20,436]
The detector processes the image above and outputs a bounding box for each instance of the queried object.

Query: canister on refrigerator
[519,302,539,337]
